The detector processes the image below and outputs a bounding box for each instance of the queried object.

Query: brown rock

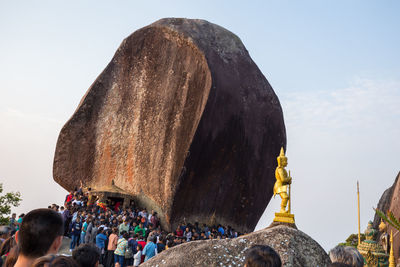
[141,225,331,267]
[373,171,400,261]
[53,18,286,233]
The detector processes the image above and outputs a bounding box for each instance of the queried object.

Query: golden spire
[389,230,395,267]
[279,147,285,157]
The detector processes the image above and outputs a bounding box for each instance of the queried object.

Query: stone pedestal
[274,212,295,224]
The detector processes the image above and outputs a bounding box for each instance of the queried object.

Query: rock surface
[142,225,331,267]
[373,171,400,261]
[53,18,286,232]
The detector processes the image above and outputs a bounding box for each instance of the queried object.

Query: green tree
[338,233,365,248]
[0,183,22,225]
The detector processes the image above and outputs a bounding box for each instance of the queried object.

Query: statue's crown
[278,147,286,158]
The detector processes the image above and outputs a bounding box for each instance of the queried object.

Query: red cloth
[65,194,73,203]
[114,202,121,212]
[176,229,183,237]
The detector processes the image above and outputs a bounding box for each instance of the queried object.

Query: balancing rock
[53,18,286,232]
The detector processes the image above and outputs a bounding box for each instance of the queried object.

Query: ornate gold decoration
[389,230,395,267]
[357,221,389,266]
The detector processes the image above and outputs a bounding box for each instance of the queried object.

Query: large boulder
[373,171,400,261]
[53,18,286,232]
[142,225,331,267]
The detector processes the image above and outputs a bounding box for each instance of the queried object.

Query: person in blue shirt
[95,227,108,265]
[142,235,157,262]
[70,217,82,251]
[95,227,108,250]
[218,225,225,236]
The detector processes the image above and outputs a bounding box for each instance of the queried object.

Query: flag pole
[357,181,361,245]
[288,170,291,213]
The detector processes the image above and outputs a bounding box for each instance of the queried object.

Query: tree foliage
[0,183,22,225]
[338,233,365,248]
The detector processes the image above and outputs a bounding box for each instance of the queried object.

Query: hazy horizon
[1,0,399,251]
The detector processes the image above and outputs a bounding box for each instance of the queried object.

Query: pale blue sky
[1,0,399,250]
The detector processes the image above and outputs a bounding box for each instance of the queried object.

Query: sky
[1,0,399,251]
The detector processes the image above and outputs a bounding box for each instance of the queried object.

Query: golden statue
[379,219,390,254]
[273,147,295,224]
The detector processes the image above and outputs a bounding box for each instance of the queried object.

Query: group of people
[0,183,368,267]
[0,208,280,267]
[60,185,243,266]
[1,184,244,267]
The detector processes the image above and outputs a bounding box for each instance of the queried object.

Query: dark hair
[18,209,64,257]
[0,226,12,236]
[328,263,352,267]
[137,244,143,251]
[32,255,79,267]
[72,244,100,267]
[0,236,16,256]
[123,232,129,240]
[4,245,19,267]
[244,245,282,267]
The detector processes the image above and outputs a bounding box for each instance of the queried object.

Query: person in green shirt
[118,220,130,236]
[134,222,145,237]
[15,214,24,231]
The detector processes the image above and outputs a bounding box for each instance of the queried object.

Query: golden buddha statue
[273,147,295,224]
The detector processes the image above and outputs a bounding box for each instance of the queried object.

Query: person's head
[16,208,64,259]
[32,255,79,267]
[5,245,20,267]
[123,232,129,240]
[0,235,17,256]
[72,244,100,267]
[19,213,25,219]
[12,213,16,219]
[328,263,352,267]
[329,246,363,267]
[148,234,156,243]
[244,245,281,267]
[0,225,12,239]
[137,244,143,251]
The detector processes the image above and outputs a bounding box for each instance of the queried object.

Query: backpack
[125,245,133,259]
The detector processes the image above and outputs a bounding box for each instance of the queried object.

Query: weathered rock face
[373,171,400,261]
[53,18,286,232]
[142,225,331,267]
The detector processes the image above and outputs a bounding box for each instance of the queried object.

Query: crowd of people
[0,183,368,267]
[0,183,243,267]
